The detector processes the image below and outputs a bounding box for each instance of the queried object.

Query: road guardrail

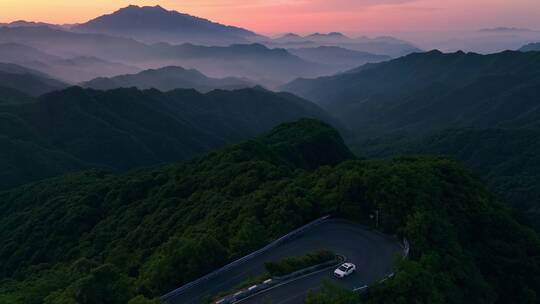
[161,215,330,302]
[353,238,409,293]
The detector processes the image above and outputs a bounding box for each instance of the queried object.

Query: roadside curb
[161,216,331,302]
[272,255,345,281]
[352,238,409,293]
[232,257,345,304]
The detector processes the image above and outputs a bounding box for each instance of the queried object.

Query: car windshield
[338,265,349,271]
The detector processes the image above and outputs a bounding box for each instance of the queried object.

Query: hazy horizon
[2,0,540,34]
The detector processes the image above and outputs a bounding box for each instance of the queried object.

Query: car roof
[342,263,353,267]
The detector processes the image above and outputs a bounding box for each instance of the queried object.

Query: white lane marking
[234,263,340,303]
[353,285,368,292]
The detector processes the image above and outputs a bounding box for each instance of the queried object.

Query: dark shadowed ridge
[0,118,539,304]
[288,46,391,70]
[282,50,540,135]
[284,49,540,235]
[81,66,255,92]
[0,86,335,189]
[0,62,67,96]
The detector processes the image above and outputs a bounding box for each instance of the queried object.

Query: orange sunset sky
[1,0,539,34]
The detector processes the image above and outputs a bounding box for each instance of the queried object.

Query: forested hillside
[283,50,540,135]
[0,87,33,104]
[0,62,67,96]
[0,87,333,189]
[1,120,539,304]
[356,128,540,231]
[283,50,540,235]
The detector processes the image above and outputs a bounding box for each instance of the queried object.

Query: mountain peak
[328,32,346,37]
[283,33,301,38]
[73,4,258,45]
[306,32,349,40]
[121,4,167,12]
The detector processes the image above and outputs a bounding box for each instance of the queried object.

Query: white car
[334,262,356,278]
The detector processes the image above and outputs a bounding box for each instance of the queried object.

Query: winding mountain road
[164,219,402,304]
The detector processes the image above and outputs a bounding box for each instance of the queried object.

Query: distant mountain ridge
[0,42,140,82]
[0,86,334,189]
[480,27,536,33]
[270,32,421,57]
[72,5,261,45]
[357,127,540,231]
[521,42,540,51]
[283,49,540,232]
[81,66,255,92]
[283,50,540,135]
[0,27,327,84]
[288,46,390,71]
[0,20,70,30]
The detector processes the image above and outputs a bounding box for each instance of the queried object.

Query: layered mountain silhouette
[81,66,254,92]
[284,49,540,229]
[521,42,540,51]
[283,50,540,135]
[0,62,67,96]
[357,127,540,230]
[271,32,421,57]
[0,27,326,84]
[0,86,334,189]
[72,5,262,45]
[480,27,535,33]
[0,20,69,29]
[288,46,390,71]
[0,43,139,82]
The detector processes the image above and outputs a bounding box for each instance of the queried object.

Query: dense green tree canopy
[0,86,333,190]
[0,120,539,304]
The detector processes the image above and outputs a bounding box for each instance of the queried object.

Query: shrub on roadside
[265,250,336,277]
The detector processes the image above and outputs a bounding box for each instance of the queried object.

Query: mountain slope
[288,46,390,72]
[357,127,540,231]
[81,66,254,92]
[284,49,540,235]
[269,33,421,57]
[0,87,33,104]
[283,50,540,135]
[0,87,334,189]
[0,43,140,82]
[520,42,540,51]
[0,120,538,304]
[1,20,68,29]
[0,62,67,96]
[0,27,326,83]
[0,26,147,60]
[144,43,325,82]
[73,5,261,45]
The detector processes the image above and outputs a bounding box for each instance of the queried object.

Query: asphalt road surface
[165,219,402,304]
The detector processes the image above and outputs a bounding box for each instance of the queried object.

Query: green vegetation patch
[0,119,539,304]
[265,250,337,277]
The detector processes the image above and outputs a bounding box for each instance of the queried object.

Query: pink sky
[1,0,539,34]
